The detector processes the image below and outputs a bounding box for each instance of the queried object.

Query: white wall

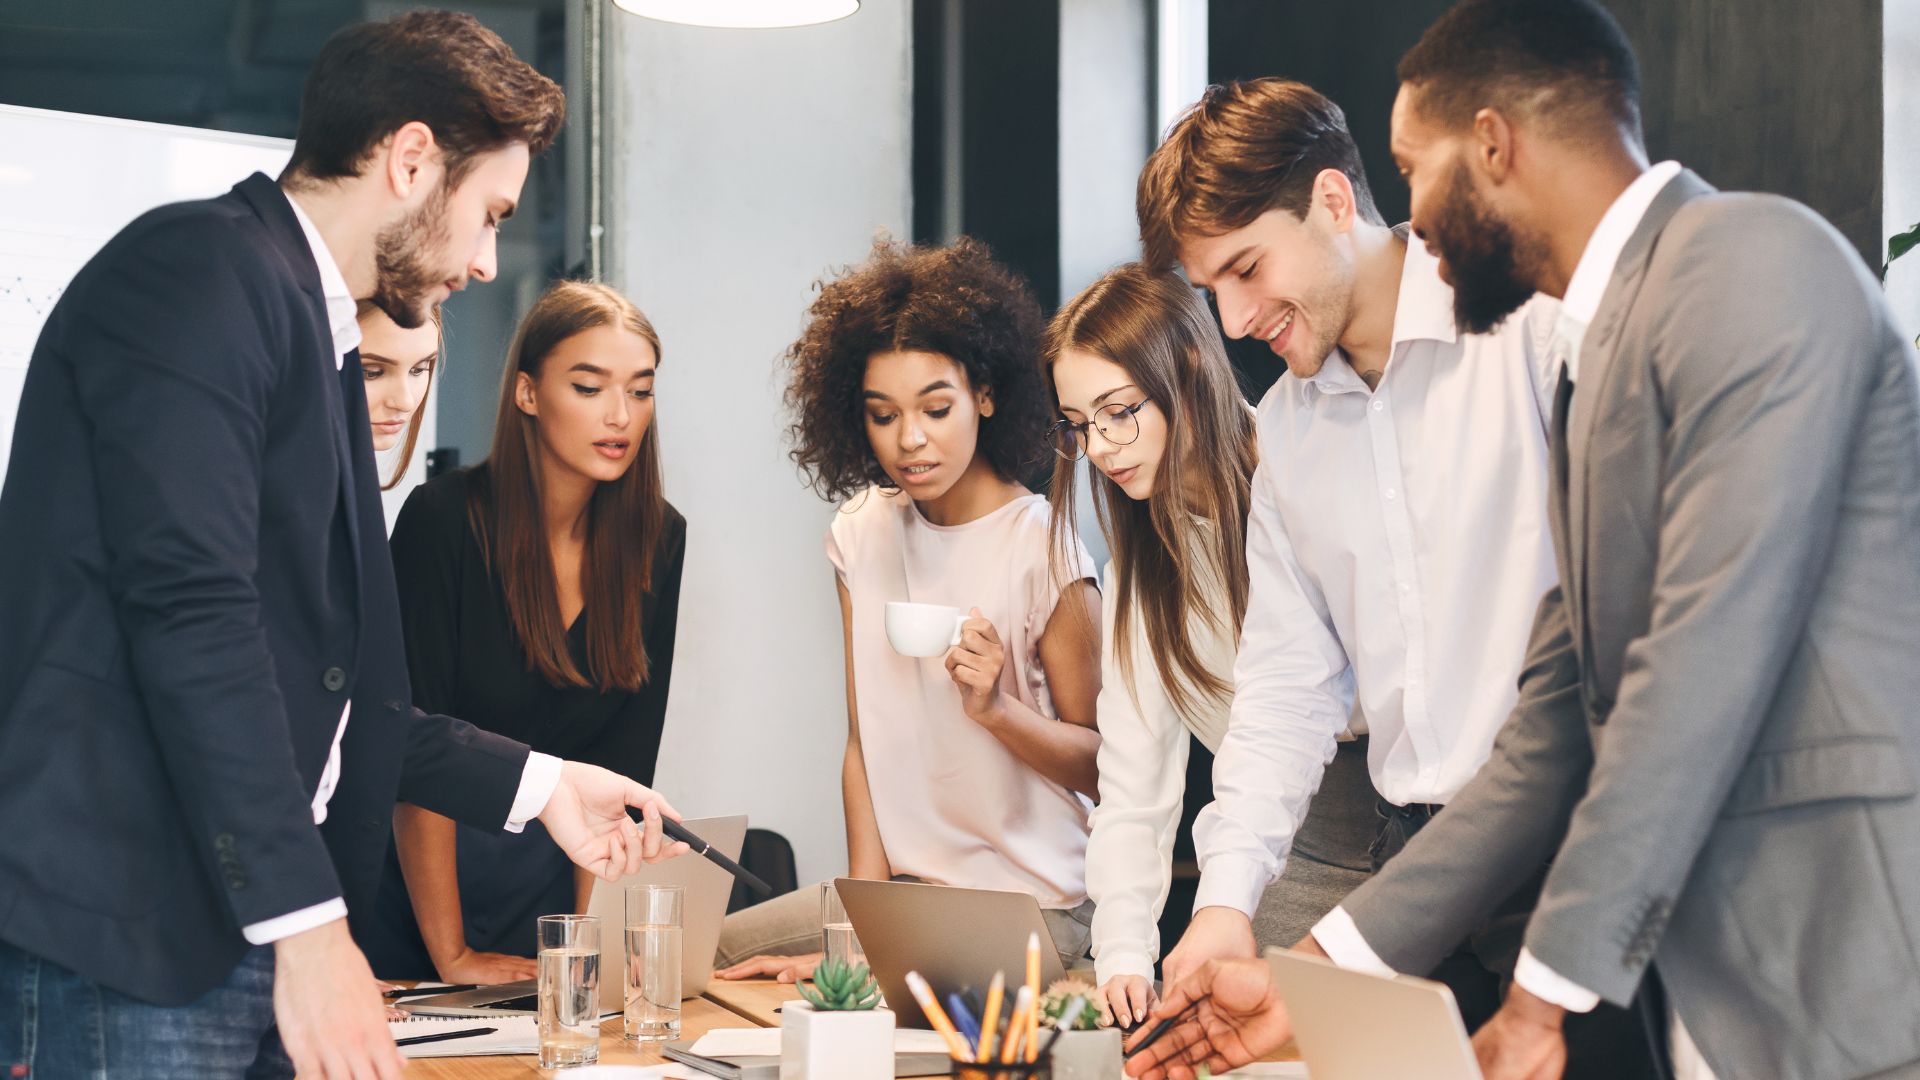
[1887,0,1920,343]
[605,5,913,887]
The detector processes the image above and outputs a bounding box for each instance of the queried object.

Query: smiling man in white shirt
[1134,79,1664,1078]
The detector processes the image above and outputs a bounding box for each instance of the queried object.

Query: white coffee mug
[884,601,969,658]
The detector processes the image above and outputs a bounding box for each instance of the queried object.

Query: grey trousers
[1247,737,1379,949]
[716,878,1096,974]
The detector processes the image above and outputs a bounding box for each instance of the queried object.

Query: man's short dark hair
[283,10,566,188]
[1137,78,1383,271]
[1398,0,1642,142]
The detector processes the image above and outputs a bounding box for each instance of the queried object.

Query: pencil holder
[950,1058,1048,1079]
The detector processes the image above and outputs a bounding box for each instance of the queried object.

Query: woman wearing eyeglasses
[1041,264,1258,1029]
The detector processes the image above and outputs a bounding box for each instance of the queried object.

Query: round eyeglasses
[1048,397,1154,460]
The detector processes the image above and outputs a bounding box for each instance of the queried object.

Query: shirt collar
[1304,226,1454,397]
[1560,160,1684,330]
[282,189,362,368]
[1390,226,1458,348]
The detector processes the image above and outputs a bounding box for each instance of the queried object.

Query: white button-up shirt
[1313,162,1692,1026]
[243,191,563,946]
[1192,232,1562,920]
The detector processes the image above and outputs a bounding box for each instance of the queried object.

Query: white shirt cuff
[1093,948,1156,987]
[1308,906,1397,977]
[1514,948,1601,1013]
[505,752,565,834]
[1190,854,1273,920]
[243,898,348,945]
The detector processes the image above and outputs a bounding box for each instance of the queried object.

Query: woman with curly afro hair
[713,237,1104,982]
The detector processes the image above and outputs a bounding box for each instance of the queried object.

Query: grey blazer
[1339,170,1920,1079]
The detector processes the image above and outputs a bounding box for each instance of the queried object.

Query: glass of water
[537,914,601,1068]
[624,884,684,1041]
[821,881,864,969]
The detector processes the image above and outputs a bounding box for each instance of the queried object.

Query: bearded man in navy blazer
[0,13,688,1079]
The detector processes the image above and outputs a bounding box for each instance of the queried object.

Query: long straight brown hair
[1044,264,1256,722]
[466,281,666,693]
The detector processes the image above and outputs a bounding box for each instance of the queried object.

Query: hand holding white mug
[884,601,969,657]
[944,607,1007,723]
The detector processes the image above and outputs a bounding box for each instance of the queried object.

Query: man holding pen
[0,13,685,1079]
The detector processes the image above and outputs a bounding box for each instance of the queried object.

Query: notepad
[388,1014,540,1057]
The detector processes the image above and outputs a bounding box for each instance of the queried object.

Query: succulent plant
[797,956,882,1011]
[1039,977,1105,1030]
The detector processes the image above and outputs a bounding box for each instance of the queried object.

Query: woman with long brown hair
[1042,263,1256,1027]
[359,280,686,982]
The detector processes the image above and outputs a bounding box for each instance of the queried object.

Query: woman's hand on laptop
[430,947,539,986]
[538,761,690,880]
[714,952,822,984]
[1099,973,1157,1029]
[1122,957,1290,1080]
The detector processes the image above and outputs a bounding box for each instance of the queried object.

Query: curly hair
[783,236,1051,503]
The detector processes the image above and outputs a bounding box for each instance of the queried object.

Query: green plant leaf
[1888,222,1920,273]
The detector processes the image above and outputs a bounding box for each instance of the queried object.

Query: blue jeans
[0,940,294,1080]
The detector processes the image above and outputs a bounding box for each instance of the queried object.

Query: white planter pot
[779,999,895,1080]
[1048,1028,1123,1080]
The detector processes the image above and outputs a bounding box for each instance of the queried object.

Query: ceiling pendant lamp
[610,0,859,29]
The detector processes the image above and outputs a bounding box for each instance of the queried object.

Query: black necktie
[1550,365,1574,497]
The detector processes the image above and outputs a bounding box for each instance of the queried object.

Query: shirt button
[1371,399,1385,412]
[1384,488,1397,500]
[322,666,347,692]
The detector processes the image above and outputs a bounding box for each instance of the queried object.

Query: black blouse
[388,467,685,785]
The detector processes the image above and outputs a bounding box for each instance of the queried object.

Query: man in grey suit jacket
[1126,3,1920,1079]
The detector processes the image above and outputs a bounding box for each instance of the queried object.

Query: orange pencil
[906,970,974,1060]
[999,984,1033,1065]
[1023,932,1042,1063]
[975,971,1006,1063]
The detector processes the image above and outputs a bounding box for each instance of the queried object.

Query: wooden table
[400,979,1295,1075]
[702,978,803,1028]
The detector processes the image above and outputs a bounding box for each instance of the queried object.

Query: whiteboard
[0,104,293,484]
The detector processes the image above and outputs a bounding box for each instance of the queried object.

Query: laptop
[832,877,1068,1030]
[405,814,748,1018]
[1265,948,1483,1080]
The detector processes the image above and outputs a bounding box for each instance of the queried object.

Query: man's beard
[369,181,452,330]
[1429,161,1542,335]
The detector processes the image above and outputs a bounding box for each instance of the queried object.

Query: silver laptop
[1265,948,1483,1080]
[405,815,748,1017]
[833,877,1067,1030]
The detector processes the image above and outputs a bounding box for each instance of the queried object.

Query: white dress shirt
[1085,525,1235,984]
[1191,231,1562,921]
[246,192,564,945]
[1310,161,1717,1080]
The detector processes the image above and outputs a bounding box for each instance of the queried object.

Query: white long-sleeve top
[1086,534,1236,984]
[1191,233,1563,921]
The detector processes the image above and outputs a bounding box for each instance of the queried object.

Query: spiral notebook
[388,1014,541,1058]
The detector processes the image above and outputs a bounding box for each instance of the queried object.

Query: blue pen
[947,991,982,1052]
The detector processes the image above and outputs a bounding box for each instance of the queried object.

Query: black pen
[625,811,773,896]
[1122,1000,1201,1060]
[395,1025,496,1047]
[383,983,481,999]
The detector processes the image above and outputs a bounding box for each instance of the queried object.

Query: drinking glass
[624,884,684,1041]
[537,914,601,1068]
[821,881,865,970]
